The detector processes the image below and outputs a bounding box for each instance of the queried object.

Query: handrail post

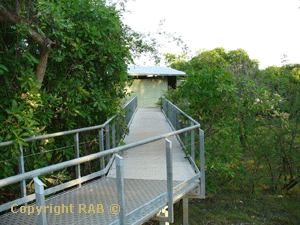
[171,104,175,128]
[191,122,195,161]
[199,129,205,198]
[112,123,116,148]
[18,146,27,206]
[166,139,174,223]
[176,109,179,130]
[99,128,105,170]
[162,96,166,113]
[74,132,81,187]
[105,124,110,162]
[116,118,120,146]
[184,121,188,147]
[116,154,126,225]
[167,100,170,121]
[34,177,47,225]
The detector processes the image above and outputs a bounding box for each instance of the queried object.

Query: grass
[144,190,300,225]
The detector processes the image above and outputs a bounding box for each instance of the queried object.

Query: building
[127,66,186,108]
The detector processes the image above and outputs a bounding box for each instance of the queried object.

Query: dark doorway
[167,76,177,89]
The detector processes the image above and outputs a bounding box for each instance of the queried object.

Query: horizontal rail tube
[162,96,200,126]
[0,155,116,212]
[0,116,116,147]
[0,97,137,148]
[0,125,199,188]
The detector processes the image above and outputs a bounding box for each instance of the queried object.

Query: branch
[15,0,20,15]
[0,4,54,47]
[0,4,20,24]
[1,3,55,84]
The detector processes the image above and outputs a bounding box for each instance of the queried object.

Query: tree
[0,0,162,187]
[164,48,296,193]
[0,0,55,83]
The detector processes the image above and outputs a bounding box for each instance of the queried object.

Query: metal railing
[161,96,205,199]
[0,96,137,210]
[0,96,204,225]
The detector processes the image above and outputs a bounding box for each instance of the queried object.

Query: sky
[120,0,300,69]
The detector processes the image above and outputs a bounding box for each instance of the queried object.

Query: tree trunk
[0,4,54,85]
[35,45,50,84]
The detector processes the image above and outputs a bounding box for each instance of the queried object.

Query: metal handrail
[0,96,204,225]
[0,96,138,213]
[162,96,205,199]
[161,96,200,126]
[0,96,138,148]
[0,125,199,188]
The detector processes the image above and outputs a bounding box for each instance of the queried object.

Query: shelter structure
[127,66,186,108]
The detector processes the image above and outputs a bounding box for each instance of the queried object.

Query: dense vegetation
[165,48,300,195]
[0,0,158,203]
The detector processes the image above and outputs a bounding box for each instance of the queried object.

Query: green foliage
[164,48,300,194]
[1,0,129,152]
[0,0,156,202]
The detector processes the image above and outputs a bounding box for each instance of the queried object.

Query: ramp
[0,97,204,224]
[107,108,196,181]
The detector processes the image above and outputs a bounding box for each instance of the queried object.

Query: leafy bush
[164,48,300,194]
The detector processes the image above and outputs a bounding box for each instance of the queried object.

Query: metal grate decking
[0,178,188,225]
[107,108,196,181]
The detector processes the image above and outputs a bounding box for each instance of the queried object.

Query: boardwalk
[107,108,196,181]
[0,103,202,225]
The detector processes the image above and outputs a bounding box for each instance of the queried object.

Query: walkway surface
[107,108,196,181]
[0,108,197,225]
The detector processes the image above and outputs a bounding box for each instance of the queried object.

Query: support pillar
[183,198,189,225]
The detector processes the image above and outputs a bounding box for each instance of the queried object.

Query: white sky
[121,0,300,69]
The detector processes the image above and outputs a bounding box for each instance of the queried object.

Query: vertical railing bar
[34,177,47,225]
[105,124,110,162]
[74,132,81,187]
[184,121,188,148]
[166,138,174,223]
[169,102,172,125]
[168,100,170,122]
[179,113,184,142]
[199,129,205,198]
[176,105,178,130]
[112,123,116,148]
[172,104,175,128]
[116,118,120,146]
[173,106,176,130]
[173,104,176,129]
[18,146,27,206]
[99,128,105,170]
[191,121,195,161]
[116,154,126,225]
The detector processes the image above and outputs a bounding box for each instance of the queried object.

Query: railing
[161,96,205,199]
[0,96,137,210]
[0,96,204,225]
